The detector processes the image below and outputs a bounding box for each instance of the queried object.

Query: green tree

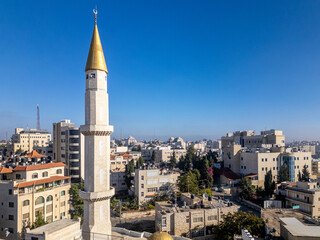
[69,182,84,221]
[302,164,310,181]
[16,147,23,154]
[239,177,255,200]
[187,146,196,155]
[215,211,265,240]
[298,170,302,181]
[193,169,201,180]
[135,156,144,169]
[264,170,275,196]
[178,171,199,194]
[169,152,177,168]
[151,150,156,162]
[31,213,47,229]
[125,159,135,187]
[178,154,193,172]
[278,165,290,183]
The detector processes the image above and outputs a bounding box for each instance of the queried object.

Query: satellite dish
[203,193,208,198]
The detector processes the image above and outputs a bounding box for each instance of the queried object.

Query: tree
[135,157,144,169]
[301,165,310,181]
[239,177,255,200]
[169,152,177,168]
[16,147,23,154]
[31,213,47,229]
[298,171,302,181]
[215,211,265,240]
[278,165,290,183]
[178,154,193,172]
[69,182,84,221]
[125,159,135,187]
[178,171,199,194]
[264,170,275,196]
[151,150,156,162]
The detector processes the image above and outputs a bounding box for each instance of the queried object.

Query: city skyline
[2,1,320,141]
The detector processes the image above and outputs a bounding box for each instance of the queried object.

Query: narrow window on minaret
[99,140,103,156]
[100,205,103,220]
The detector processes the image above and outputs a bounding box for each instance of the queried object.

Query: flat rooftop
[280,217,320,237]
[27,219,79,235]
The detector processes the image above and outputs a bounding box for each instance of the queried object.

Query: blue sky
[1,0,320,141]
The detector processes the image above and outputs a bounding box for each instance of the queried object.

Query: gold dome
[85,15,108,74]
[147,232,173,240]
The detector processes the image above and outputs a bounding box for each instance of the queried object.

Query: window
[60,201,65,207]
[141,192,144,197]
[56,169,62,174]
[9,202,14,208]
[159,186,168,191]
[32,173,38,179]
[262,168,264,171]
[16,174,21,179]
[8,215,14,221]
[42,172,48,177]
[244,166,246,169]
[8,228,13,234]
[241,157,243,161]
[186,216,190,223]
[262,158,264,162]
[208,215,218,221]
[8,189,12,195]
[35,196,44,205]
[23,213,29,219]
[265,167,268,171]
[90,73,96,78]
[46,195,53,202]
[265,158,268,162]
[273,167,275,170]
[60,212,66,218]
[23,200,30,206]
[147,187,157,192]
[61,190,66,196]
[141,176,144,180]
[273,158,275,161]
[141,184,144,189]
[161,217,167,228]
[241,166,243,169]
[193,217,203,223]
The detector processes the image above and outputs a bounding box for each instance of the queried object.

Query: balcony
[286,196,314,207]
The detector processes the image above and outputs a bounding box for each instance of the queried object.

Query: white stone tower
[80,10,114,239]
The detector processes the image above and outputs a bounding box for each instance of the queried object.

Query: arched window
[61,190,65,196]
[42,171,48,177]
[56,169,62,174]
[35,196,44,205]
[23,200,29,206]
[32,173,38,179]
[46,195,53,202]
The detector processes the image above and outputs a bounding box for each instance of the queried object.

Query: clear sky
[1,0,320,141]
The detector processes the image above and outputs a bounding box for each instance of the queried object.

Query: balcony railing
[286,196,314,206]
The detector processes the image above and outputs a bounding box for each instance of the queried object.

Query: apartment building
[226,149,312,186]
[286,181,320,218]
[7,128,51,155]
[131,168,180,204]
[53,120,84,183]
[221,129,285,150]
[280,218,320,240]
[155,193,239,238]
[110,153,133,194]
[142,147,186,163]
[312,159,320,175]
[0,162,70,240]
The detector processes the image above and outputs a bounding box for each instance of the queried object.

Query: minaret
[80,10,114,239]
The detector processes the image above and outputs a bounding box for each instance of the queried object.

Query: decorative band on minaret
[80,10,114,239]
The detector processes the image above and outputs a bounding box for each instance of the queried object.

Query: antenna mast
[37,104,40,130]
